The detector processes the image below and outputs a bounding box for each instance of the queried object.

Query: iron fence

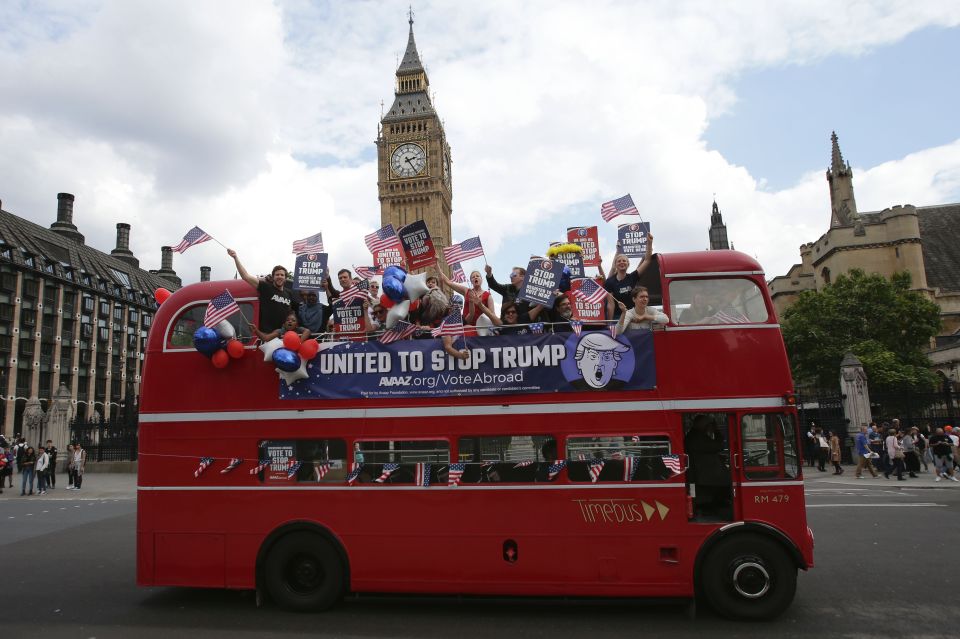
[69,414,138,462]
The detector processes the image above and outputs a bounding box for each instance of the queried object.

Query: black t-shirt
[929,434,952,456]
[257,281,297,333]
[604,271,640,316]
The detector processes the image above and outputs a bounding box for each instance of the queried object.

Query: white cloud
[1,0,959,287]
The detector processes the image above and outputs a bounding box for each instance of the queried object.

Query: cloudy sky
[2,0,959,287]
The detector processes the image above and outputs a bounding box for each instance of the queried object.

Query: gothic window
[821,268,831,285]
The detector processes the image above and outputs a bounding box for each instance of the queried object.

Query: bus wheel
[263,532,345,611]
[701,534,796,620]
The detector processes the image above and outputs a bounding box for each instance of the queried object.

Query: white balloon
[385,300,411,329]
[215,319,235,339]
[475,313,494,336]
[277,356,309,386]
[259,337,284,363]
[403,273,430,300]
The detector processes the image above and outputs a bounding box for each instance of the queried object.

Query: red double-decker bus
[137,250,813,620]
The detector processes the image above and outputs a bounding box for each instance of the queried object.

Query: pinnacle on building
[827,131,858,227]
[709,200,730,250]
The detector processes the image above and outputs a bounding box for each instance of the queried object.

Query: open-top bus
[137,250,812,619]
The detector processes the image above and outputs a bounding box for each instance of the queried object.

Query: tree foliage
[781,269,941,393]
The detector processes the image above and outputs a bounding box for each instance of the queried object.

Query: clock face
[390,143,426,178]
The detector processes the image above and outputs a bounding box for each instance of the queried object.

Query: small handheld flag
[450,262,467,283]
[337,279,370,305]
[442,237,484,264]
[292,232,324,255]
[431,306,464,337]
[571,320,583,335]
[220,457,243,474]
[354,265,383,280]
[365,224,400,253]
[204,290,240,328]
[571,278,608,306]
[172,226,213,253]
[379,320,418,344]
[194,456,215,478]
[600,194,639,223]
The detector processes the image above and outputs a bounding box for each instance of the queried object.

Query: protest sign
[569,278,606,322]
[567,226,600,267]
[398,220,437,269]
[292,253,328,291]
[616,222,651,258]
[518,258,565,306]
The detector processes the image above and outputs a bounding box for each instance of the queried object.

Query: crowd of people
[809,419,960,482]
[0,435,87,496]
[226,234,670,348]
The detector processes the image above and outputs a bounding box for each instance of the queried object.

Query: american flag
[623,455,638,482]
[609,323,618,338]
[249,459,271,475]
[712,308,750,324]
[571,320,583,335]
[220,457,243,474]
[450,262,467,283]
[448,462,465,486]
[365,224,400,253]
[513,460,534,468]
[194,457,215,478]
[314,462,330,481]
[547,460,567,480]
[600,194,640,222]
[431,306,464,337]
[292,232,324,254]
[286,460,302,480]
[375,462,400,483]
[172,226,213,253]
[415,462,432,487]
[631,435,641,442]
[442,237,485,264]
[379,320,418,344]
[204,290,240,327]
[346,462,363,485]
[572,278,608,306]
[588,458,605,483]
[529,322,544,335]
[337,279,370,305]
[354,265,382,280]
[662,454,683,475]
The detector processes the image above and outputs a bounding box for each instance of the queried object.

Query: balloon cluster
[377,265,431,328]
[260,331,319,385]
[193,320,245,369]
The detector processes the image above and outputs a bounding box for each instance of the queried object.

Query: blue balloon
[272,348,301,372]
[383,266,407,283]
[382,275,405,302]
[559,265,572,293]
[193,327,221,357]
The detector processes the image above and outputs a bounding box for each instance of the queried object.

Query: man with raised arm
[228,248,299,334]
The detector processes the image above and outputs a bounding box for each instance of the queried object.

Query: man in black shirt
[228,248,298,333]
[929,428,958,481]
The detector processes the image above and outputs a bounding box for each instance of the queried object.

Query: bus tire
[700,534,796,620]
[263,531,345,612]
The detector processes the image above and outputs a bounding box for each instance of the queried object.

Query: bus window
[167,302,254,348]
[355,440,449,485]
[670,278,768,325]
[257,438,347,483]
[740,414,799,480]
[566,435,673,482]
[457,435,556,483]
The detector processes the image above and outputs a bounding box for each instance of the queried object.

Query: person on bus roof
[249,310,311,344]
[615,286,668,335]
[603,233,654,320]
[228,248,299,333]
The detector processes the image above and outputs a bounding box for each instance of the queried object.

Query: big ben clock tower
[377,13,453,263]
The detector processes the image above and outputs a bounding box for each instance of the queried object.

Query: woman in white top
[884,429,905,481]
[35,446,50,495]
[615,286,668,335]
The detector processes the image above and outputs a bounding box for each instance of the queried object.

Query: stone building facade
[769,133,960,384]
[0,193,184,438]
[376,15,454,270]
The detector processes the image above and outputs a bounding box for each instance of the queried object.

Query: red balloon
[154,288,172,305]
[282,330,301,351]
[299,339,319,360]
[211,349,229,369]
[226,339,244,359]
[379,293,395,309]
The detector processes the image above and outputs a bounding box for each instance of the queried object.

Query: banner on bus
[398,220,437,269]
[616,222,651,258]
[280,331,655,400]
[567,226,600,267]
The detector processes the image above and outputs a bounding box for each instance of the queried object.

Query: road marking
[807,503,947,508]
[26,513,33,516]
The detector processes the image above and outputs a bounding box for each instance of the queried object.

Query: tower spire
[826,131,858,227]
[397,8,424,74]
[708,198,730,250]
[830,131,846,174]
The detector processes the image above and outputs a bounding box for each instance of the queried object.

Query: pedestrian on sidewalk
[65,444,75,489]
[916,425,930,472]
[884,428,905,481]
[19,446,36,495]
[854,425,878,478]
[815,427,829,472]
[1,444,13,490]
[68,442,86,490]
[829,431,844,475]
[902,427,920,478]
[44,439,57,490]
[35,445,50,495]
[928,428,957,481]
